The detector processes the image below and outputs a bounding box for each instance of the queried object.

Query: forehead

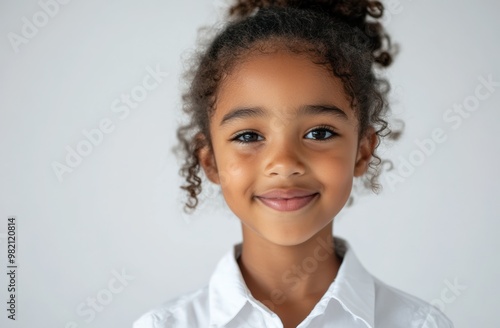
[214,49,355,121]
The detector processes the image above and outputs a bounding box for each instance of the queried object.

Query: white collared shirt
[133,237,454,327]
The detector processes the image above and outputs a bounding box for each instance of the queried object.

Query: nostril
[263,147,306,177]
[265,164,305,178]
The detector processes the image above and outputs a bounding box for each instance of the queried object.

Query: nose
[263,139,306,178]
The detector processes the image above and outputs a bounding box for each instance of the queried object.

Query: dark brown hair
[175,0,401,212]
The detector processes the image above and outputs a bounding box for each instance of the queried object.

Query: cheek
[217,153,254,196]
[218,160,243,187]
[313,143,356,172]
[218,158,256,215]
[319,159,353,183]
[312,149,355,193]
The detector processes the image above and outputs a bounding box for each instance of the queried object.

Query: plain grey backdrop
[0,0,499,327]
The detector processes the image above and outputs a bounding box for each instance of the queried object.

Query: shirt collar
[208,237,375,328]
[208,243,250,327]
[326,237,375,327]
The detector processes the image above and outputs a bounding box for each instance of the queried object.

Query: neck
[237,223,341,309]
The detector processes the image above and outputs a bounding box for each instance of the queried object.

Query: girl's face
[199,49,376,246]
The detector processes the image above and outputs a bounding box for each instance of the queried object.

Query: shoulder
[373,277,454,328]
[132,285,210,328]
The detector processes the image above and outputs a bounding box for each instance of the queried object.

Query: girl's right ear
[196,133,220,185]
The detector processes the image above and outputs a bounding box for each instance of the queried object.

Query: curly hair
[175,0,401,212]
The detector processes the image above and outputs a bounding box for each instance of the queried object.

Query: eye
[231,131,264,143]
[304,126,337,140]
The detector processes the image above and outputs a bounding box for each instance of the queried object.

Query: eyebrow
[219,104,349,126]
[298,104,349,121]
[220,107,267,126]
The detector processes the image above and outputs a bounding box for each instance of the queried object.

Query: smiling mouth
[255,193,319,212]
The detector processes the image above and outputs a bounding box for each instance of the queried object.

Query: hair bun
[228,0,394,68]
[229,0,381,23]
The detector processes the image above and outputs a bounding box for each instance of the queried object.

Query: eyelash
[231,130,263,144]
[304,125,338,141]
[230,126,338,144]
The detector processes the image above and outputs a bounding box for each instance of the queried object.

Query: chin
[261,226,328,247]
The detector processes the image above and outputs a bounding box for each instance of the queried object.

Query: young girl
[135,1,453,327]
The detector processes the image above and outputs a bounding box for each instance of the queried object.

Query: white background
[0,0,499,327]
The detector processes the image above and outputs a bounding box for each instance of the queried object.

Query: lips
[255,189,319,212]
